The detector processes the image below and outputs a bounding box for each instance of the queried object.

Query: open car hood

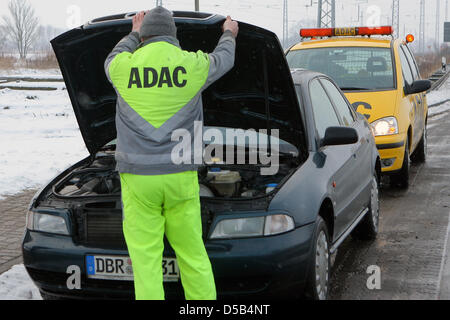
[51,12,305,155]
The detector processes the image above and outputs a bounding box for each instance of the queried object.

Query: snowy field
[0,68,62,78]
[0,81,88,200]
[0,81,67,90]
[0,70,87,300]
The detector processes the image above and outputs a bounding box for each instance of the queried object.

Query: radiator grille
[76,201,213,248]
[86,210,126,247]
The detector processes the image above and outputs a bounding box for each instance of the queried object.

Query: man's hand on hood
[132,11,148,33]
[223,16,239,38]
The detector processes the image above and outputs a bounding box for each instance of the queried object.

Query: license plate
[86,255,180,282]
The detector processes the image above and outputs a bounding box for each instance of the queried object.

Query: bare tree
[34,25,63,53]
[0,26,8,55]
[2,0,39,59]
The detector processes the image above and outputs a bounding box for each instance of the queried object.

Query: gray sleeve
[203,30,236,89]
[104,32,140,83]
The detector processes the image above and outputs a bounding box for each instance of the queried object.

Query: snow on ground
[0,265,42,300]
[0,69,61,78]
[428,90,448,107]
[426,74,450,118]
[427,75,450,107]
[429,101,450,118]
[0,86,88,199]
[0,81,66,90]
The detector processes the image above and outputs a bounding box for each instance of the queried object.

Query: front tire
[390,139,410,189]
[352,174,380,241]
[411,124,427,163]
[305,216,331,300]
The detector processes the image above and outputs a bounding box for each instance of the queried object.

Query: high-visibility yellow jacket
[105,31,236,175]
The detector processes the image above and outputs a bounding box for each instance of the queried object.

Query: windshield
[287,47,395,91]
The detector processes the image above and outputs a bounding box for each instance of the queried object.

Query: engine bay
[53,155,297,199]
[197,164,293,198]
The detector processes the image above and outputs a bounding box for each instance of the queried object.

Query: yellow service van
[287,27,431,188]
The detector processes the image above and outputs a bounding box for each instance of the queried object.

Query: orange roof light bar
[300,28,334,38]
[300,26,393,38]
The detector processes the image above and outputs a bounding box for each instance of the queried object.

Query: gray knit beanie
[139,6,177,39]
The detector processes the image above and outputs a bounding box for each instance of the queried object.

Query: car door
[309,78,356,239]
[398,46,420,148]
[402,45,426,146]
[320,78,372,220]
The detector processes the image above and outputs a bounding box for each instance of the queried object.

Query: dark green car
[23,11,380,300]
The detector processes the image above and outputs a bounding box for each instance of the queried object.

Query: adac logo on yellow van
[287,27,431,188]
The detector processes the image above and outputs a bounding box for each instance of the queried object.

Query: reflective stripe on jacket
[105,31,236,175]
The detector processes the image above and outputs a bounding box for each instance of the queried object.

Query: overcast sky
[0,0,447,42]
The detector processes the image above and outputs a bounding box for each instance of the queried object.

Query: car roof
[290,37,394,51]
[290,69,331,86]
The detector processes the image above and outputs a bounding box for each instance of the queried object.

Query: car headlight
[371,117,399,136]
[26,211,69,235]
[210,214,295,239]
[264,214,295,236]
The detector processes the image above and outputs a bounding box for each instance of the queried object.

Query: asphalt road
[329,107,450,300]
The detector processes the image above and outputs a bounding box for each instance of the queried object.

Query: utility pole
[283,0,288,48]
[359,6,364,25]
[392,0,400,39]
[446,0,449,21]
[156,0,162,6]
[419,0,425,53]
[436,0,440,49]
[195,0,199,12]
[317,0,335,28]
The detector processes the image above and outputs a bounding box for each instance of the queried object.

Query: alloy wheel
[315,230,329,300]
[371,176,380,232]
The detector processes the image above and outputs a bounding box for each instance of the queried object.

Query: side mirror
[322,127,359,147]
[404,80,432,95]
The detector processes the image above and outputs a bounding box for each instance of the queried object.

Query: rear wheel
[411,124,427,163]
[390,139,410,189]
[352,174,379,241]
[305,216,330,300]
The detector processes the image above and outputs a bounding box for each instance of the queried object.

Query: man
[104,7,238,300]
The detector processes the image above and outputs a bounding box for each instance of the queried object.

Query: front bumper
[22,223,315,300]
[375,134,406,172]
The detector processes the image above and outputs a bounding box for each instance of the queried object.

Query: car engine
[53,156,296,199]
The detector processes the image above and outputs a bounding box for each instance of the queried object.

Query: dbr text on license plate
[86,255,180,282]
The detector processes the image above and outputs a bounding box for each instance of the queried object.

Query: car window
[309,79,341,141]
[398,47,414,86]
[287,47,395,90]
[320,79,355,126]
[402,45,419,80]
[294,85,308,135]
